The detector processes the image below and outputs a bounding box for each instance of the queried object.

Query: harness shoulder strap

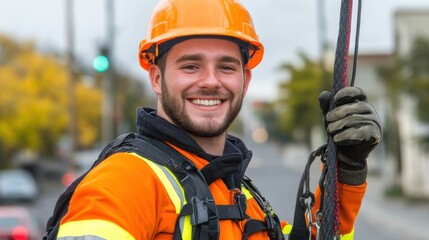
[122,133,221,240]
[241,175,285,240]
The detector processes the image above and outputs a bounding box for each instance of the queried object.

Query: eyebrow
[175,54,242,65]
[176,54,203,63]
[219,56,242,65]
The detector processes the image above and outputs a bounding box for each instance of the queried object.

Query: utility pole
[66,0,77,166]
[317,0,331,91]
[101,0,115,145]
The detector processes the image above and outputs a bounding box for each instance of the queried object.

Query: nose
[197,67,221,89]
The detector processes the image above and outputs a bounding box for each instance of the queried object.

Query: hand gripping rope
[289,0,362,239]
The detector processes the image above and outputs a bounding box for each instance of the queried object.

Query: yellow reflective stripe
[58,219,135,240]
[182,215,192,239]
[241,184,253,200]
[177,214,193,240]
[340,228,354,240]
[282,224,292,235]
[129,152,186,213]
[129,153,192,239]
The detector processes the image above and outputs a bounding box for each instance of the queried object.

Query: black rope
[350,0,362,87]
[319,0,354,239]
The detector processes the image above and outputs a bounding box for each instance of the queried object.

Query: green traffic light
[93,55,109,72]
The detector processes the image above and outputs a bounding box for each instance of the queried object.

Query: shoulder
[61,152,177,239]
[64,151,178,220]
[79,152,168,193]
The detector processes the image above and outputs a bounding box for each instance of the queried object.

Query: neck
[191,133,227,156]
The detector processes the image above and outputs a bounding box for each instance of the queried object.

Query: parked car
[0,169,38,203]
[0,206,42,239]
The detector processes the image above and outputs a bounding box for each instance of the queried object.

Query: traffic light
[93,47,110,72]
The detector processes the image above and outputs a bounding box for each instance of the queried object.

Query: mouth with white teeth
[191,99,223,106]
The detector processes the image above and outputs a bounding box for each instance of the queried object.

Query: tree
[0,34,152,165]
[377,37,429,179]
[75,82,102,148]
[0,36,70,160]
[113,72,155,134]
[377,58,405,176]
[406,38,429,127]
[272,52,332,148]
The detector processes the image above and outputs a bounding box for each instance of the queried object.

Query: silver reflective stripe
[58,235,105,240]
[129,152,186,212]
[146,158,190,238]
[156,162,186,208]
[129,152,191,238]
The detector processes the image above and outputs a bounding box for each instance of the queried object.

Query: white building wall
[395,10,429,56]
[398,96,428,197]
[395,10,429,198]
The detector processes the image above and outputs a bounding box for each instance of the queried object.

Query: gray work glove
[318,87,382,185]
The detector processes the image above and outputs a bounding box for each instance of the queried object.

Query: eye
[181,64,199,72]
[219,64,237,73]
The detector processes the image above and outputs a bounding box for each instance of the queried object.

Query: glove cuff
[338,163,367,185]
[337,151,368,170]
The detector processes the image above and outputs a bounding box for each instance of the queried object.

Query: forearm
[311,182,367,238]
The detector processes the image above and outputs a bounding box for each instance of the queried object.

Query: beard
[160,79,243,138]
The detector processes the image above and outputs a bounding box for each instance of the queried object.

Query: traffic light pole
[66,0,77,165]
[101,0,115,145]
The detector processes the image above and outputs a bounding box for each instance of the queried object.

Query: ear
[242,67,252,95]
[148,64,162,95]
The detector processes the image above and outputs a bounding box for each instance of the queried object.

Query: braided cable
[319,0,353,239]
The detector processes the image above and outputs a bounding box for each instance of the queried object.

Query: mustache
[186,89,231,98]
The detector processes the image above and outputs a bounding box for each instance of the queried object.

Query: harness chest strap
[125,133,288,239]
[133,151,282,239]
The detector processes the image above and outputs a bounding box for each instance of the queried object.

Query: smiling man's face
[149,38,252,138]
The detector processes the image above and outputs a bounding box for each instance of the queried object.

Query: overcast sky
[1,0,429,101]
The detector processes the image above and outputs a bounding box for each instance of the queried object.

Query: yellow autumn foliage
[0,35,101,157]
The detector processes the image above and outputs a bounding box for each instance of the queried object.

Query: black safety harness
[44,132,284,240]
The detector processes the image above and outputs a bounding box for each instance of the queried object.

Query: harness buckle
[263,202,278,239]
[190,197,217,226]
[234,192,248,220]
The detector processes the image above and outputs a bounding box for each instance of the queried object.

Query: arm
[312,182,366,237]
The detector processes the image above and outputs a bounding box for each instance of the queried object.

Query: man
[54,0,382,239]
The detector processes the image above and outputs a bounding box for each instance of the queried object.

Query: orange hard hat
[138,0,264,71]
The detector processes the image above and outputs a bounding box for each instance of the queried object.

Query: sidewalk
[359,175,429,239]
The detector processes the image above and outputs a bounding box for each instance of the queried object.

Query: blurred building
[350,9,429,198]
[394,9,429,198]
[348,53,393,175]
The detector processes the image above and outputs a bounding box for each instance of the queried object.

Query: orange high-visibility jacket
[57,108,366,239]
